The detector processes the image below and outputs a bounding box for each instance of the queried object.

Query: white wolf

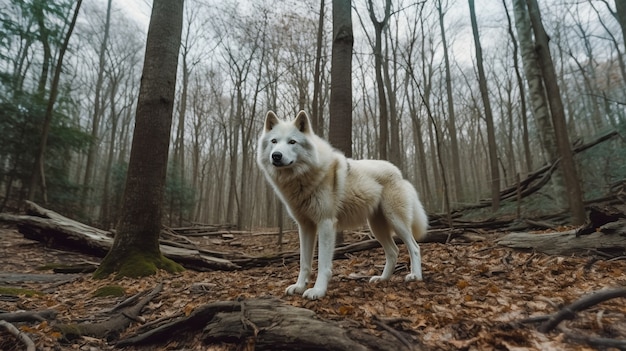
[257,110,428,300]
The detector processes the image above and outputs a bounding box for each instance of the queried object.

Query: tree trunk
[99,74,120,229]
[27,0,82,203]
[328,0,353,158]
[468,0,500,211]
[502,0,532,175]
[526,0,586,225]
[81,0,112,213]
[615,0,626,49]
[382,26,401,169]
[33,0,51,99]
[511,0,567,207]
[94,0,185,279]
[366,0,391,161]
[437,0,463,202]
[311,0,325,135]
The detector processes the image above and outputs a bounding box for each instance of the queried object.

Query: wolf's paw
[369,275,391,283]
[302,287,326,300]
[285,283,307,295]
[404,273,422,282]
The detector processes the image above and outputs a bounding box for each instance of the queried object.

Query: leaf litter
[0,227,625,350]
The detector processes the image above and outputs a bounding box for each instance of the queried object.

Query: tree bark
[512,0,568,207]
[526,0,586,225]
[329,0,353,158]
[468,0,500,211]
[437,0,463,202]
[311,0,325,135]
[614,0,626,49]
[94,0,185,278]
[366,0,391,161]
[502,0,532,175]
[116,297,413,351]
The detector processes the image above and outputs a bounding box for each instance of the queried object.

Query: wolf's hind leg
[368,213,398,283]
[388,216,423,281]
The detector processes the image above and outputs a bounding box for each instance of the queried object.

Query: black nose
[272,152,282,162]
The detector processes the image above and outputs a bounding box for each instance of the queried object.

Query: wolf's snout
[272,152,282,162]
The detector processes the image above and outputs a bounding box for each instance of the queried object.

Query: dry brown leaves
[1,228,625,351]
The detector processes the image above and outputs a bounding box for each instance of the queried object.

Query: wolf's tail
[405,180,429,242]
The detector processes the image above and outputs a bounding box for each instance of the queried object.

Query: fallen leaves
[1,228,626,350]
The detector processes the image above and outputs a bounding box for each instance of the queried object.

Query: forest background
[1,0,625,231]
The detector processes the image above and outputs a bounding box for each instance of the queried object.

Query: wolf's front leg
[303,219,336,300]
[285,223,316,296]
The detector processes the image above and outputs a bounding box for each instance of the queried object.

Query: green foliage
[0,89,90,210]
[0,0,87,211]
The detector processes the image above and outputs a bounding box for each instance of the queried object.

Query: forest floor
[1,224,626,351]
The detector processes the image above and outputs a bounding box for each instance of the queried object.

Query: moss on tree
[93,249,184,279]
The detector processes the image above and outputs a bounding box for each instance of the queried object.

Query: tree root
[54,283,163,341]
[0,320,36,351]
[539,287,626,333]
[116,296,415,351]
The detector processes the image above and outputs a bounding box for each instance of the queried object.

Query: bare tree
[80,0,112,213]
[611,0,626,45]
[590,1,626,90]
[437,0,463,202]
[365,0,391,161]
[468,0,500,210]
[311,0,325,135]
[525,0,585,225]
[27,0,83,202]
[95,0,185,278]
[511,0,565,201]
[328,0,353,158]
[502,0,532,175]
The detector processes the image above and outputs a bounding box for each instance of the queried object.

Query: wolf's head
[257,110,317,172]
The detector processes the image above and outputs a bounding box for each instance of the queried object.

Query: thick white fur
[257,110,428,300]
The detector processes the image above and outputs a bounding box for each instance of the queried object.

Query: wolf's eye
[288,140,297,145]
[270,139,277,144]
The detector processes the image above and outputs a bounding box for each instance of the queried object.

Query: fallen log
[496,220,626,256]
[1,201,464,273]
[453,130,619,213]
[0,310,58,323]
[0,201,240,271]
[232,227,465,269]
[116,296,414,351]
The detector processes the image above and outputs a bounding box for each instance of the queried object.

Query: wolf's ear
[294,110,312,134]
[264,111,279,131]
